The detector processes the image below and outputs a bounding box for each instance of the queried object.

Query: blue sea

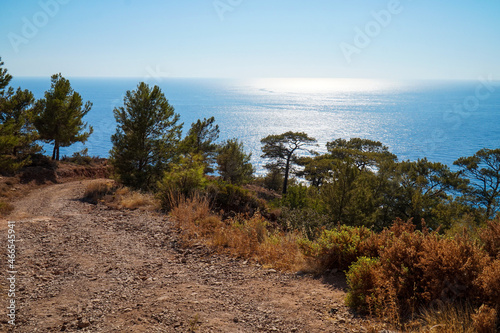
[11,77,500,173]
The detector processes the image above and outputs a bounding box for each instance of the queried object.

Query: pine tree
[217,138,254,184]
[0,57,39,173]
[34,74,93,160]
[180,116,220,173]
[261,131,317,194]
[110,82,182,191]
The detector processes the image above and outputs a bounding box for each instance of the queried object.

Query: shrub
[61,148,94,165]
[479,218,500,259]
[298,225,373,271]
[345,257,380,313]
[472,304,498,333]
[277,207,332,240]
[477,259,500,310]
[83,180,116,204]
[344,218,495,327]
[206,181,266,217]
[0,201,14,216]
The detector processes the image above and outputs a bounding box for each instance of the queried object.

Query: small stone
[77,319,90,329]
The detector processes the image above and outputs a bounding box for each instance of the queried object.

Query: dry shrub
[169,194,304,271]
[83,181,158,210]
[472,304,497,333]
[83,180,116,204]
[479,218,500,259]
[476,259,500,309]
[416,304,476,333]
[113,187,158,210]
[345,218,495,329]
[170,193,211,232]
[0,201,14,216]
[416,233,489,306]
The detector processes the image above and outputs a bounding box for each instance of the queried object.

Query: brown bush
[472,304,498,333]
[0,201,14,216]
[476,259,500,310]
[83,180,116,204]
[345,218,495,328]
[416,233,489,306]
[479,218,500,259]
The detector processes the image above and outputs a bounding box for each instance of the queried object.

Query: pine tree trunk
[52,142,60,161]
[283,155,291,195]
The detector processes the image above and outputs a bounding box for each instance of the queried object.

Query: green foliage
[206,181,266,217]
[281,185,309,209]
[34,73,93,161]
[454,148,500,219]
[345,257,380,313]
[158,154,208,203]
[0,57,40,173]
[326,138,396,171]
[261,131,317,194]
[61,148,96,165]
[180,116,220,173]
[391,158,466,229]
[298,225,373,270]
[216,138,254,184]
[296,155,334,187]
[277,207,331,240]
[110,82,182,191]
[260,167,284,192]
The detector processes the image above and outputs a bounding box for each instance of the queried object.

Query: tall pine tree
[0,57,39,173]
[110,82,182,191]
[34,74,93,160]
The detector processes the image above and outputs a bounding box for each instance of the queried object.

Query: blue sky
[0,0,499,79]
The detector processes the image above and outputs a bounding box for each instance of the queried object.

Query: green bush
[277,207,331,240]
[345,257,380,313]
[298,225,373,270]
[206,181,266,217]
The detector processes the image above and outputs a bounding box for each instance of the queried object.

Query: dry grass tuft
[416,304,476,333]
[169,193,305,272]
[83,180,159,210]
[0,201,14,216]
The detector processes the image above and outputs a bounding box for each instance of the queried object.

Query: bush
[61,148,94,165]
[206,181,266,217]
[298,225,373,271]
[277,207,332,240]
[345,257,380,313]
[83,180,116,204]
[344,218,497,327]
[477,259,500,310]
[157,154,208,210]
[479,218,500,259]
[0,201,14,216]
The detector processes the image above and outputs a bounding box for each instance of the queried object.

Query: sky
[0,0,499,79]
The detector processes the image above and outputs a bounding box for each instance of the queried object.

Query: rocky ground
[0,179,382,332]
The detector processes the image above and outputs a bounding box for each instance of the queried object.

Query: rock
[77,319,91,329]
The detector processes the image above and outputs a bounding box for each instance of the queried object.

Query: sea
[11,77,500,174]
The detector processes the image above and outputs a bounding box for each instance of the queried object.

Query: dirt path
[0,180,373,332]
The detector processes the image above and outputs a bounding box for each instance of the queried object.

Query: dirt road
[0,180,372,332]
